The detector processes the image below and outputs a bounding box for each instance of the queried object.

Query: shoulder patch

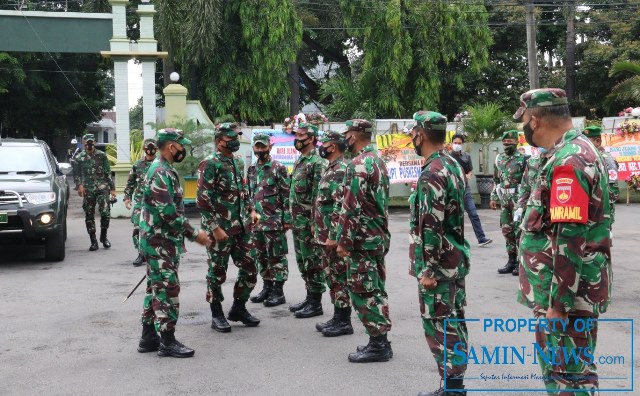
[550,165,588,224]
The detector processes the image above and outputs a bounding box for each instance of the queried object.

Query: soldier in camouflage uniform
[407,112,470,396]
[513,148,547,226]
[583,126,619,225]
[247,133,292,307]
[336,119,393,363]
[72,133,116,251]
[124,138,157,267]
[197,123,260,333]
[137,129,211,358]
[288,122,329,318]
[490,130,527,275]
[514,89,612,395]
[313,131,353,337]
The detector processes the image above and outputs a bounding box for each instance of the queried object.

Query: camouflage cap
[513,88,568,121]
[143,138,157,149]
[82,133,95,142]
[157,128,192,145]
[583,126,602,138]
[501,130,520,141]
[344,119,374,134]
[412,111,447,131]
[215,122,242,139]
[252,133,271,147]
[319,130,345,144]
[296,122,319,136]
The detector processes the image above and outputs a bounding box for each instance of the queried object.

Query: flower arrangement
[617,107,637,117]
[283,112,328,133]
[306,112,329,125]
[453,110,469,122]
[615,120,640,136]
[626,172,640,191]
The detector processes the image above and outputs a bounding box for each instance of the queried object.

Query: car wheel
[63,214,67,242]
[45,223,66,262]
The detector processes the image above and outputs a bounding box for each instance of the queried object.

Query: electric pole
[525,0,540,90]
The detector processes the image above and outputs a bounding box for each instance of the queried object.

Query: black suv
[0,138,71,261]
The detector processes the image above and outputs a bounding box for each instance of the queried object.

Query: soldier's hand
[419,274,437,290]
[195,229,213,247]
[336,244,349,257]
[325,239,337,250]
[77,185,86,197]
[490,200,498,210]
[545,307,568,322]
[212,227,229,242]
[124,198,132,210]
[250,210,260,225]
[110,190,117,199]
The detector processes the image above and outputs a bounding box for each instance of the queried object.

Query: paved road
[1,191,638,395]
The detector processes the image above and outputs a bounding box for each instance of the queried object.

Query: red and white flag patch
[550,165,588,224]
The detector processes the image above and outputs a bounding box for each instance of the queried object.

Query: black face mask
[145,149,156,157]
[503,144,517,155]
[345,135,356,153]
[254,151,269,161]
[523,120,537,147]
[294,136,312,151]
[85,143,95,151]
[171,145,187,163]
[318,145,332,159]
[224,139,240,153]
[412,134,422,157]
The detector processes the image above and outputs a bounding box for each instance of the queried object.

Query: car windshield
[0,146,50,174]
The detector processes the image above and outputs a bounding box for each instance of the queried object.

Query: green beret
[501,130,520,141]
[583,126,602,138]
[157,128,192,145]
[215,122,242,138]
[252,133,271,147]
[319,130,345,144]
[82,133,95,142]
[513,88,568,121]
[297,122,319,136]
[413,111,447,131]
[143,138,157,149]
[344,119,374,134]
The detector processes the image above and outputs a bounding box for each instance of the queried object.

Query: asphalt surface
[1,191,638,396]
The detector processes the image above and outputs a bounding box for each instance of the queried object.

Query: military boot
[512,264,519,276]
[132,253,145,267]
[250,280,273,303]
[418,378,466,396]
[289,290,310,312]
[89,233,99,251]
[348,334,393,363]
[137,323,160,353]
[322,306,354,337]
[157,330,195,358]
[100,228,111,249]
[497,253,517,274]
[294,292,323,318]
[227,299,261,327]
[315,306,338,332]
[264,281,286,307]
[210,302,231,333]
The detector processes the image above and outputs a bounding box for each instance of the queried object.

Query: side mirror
[58,163,72,175]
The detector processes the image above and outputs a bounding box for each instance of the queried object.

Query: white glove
[513,207,523,222]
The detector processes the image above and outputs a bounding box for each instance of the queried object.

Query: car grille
[0,215,23,230]
[0,193,26,205]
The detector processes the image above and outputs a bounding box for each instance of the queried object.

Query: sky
[127,59,143,108]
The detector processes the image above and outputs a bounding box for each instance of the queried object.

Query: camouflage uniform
[336,143,391,337]
[247,140,292,283]
[517,155,544,212]
[408,112,471,383]
[314,133,350,309]
[124,141,156,252]
[72,135,115,235]
[583,126,619,224]
[490,133,527,257]
[514,89,612,395]
[290,138,328,294]
[139,132,198,334]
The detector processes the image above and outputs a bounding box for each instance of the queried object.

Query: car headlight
[24,192,56,204]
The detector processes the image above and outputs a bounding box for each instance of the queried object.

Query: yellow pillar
[163,83,188,124]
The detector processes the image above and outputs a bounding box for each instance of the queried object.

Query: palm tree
[605,61,640,110]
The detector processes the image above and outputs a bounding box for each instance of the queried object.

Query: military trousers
[82,189,110,235]
[323,245,350,309]
[205,231,257,304]
[292,227,326,294]
[420,279,468,379]
[347,250,391,336]
[130,202,142,250]
[499,196,519,255]
[534,311,599,396]
[140,254,181,333]
[254,230,289,282]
